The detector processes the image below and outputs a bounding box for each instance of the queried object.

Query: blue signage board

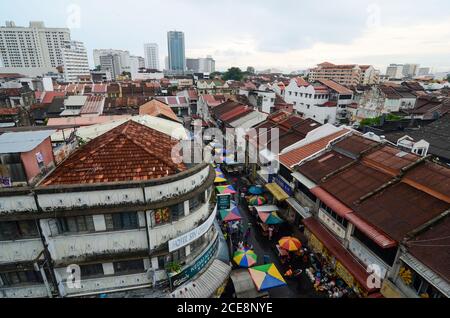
[270,174,294,196]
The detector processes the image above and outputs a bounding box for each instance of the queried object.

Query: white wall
[0,239,44,264]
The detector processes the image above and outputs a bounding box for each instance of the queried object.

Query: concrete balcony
[0,238,44,264]
[0,283,49,298]
[60,272,152,297]
[46,229,149,263]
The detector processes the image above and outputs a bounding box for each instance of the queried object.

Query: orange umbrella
[278,236,302,251]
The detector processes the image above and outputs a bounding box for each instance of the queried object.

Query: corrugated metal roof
[0,130,55,153]
[64,95,88,107]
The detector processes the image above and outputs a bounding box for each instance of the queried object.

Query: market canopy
[265,183,290,201]
[248,185,265,195]
[219,205,242,222]
[248,263,287,291]
[233,249,257,268]
[254,205,279,213]
[258,211,284,225]
[216,184,237,195]
[214,167,227,183]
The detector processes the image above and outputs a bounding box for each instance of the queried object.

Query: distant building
[144,43,160,70]
[386,64,404,79]
[129,55,145,79]
[167,31,186,73]
[403,64,420,78]
[93,49,131,74]
[61,41,90,83]
[99,54,121,80]
[309,62,377,86]
[417,67,431,76]
[0,21,70,69]
[186,56,215,73]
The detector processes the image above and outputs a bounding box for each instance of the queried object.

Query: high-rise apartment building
[0,21,71,70]
[61,41,90,83]
[386,64,404,79]
[144,43,160,70]
[186,56,215,73]
[167,31,186,73]
[93,49,131,74]
[99,54,121,80]
[402,64,420,78]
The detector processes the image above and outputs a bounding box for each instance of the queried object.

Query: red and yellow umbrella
[278,236,302,251]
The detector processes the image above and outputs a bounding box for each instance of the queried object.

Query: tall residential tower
[144,43,160,70]
[167,31,185,73]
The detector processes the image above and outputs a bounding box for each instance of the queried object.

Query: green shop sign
[168,236,219,290]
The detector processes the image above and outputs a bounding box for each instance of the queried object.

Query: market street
[226,171,324,298]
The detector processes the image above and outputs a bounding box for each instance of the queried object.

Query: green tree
[222,67,244,81]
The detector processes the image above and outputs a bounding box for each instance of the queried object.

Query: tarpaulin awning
[310,186,352,217]
[286,197,312,219]
[216,185,237,194]
[265,183,290,201]
[254,205,279,213]
[302,217,378,294]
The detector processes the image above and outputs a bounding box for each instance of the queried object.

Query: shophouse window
[0,220,39,240]
[319,201,348,227]
[80,264,104,278]
[0,270,43,286]
[405,265,445,298]
[57,215,95,234]
[113,259,144,275]
[170,203,185,222]
[189,192,205,212]
[105,212,139,231]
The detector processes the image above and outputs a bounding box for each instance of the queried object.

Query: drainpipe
[141,186,153,277]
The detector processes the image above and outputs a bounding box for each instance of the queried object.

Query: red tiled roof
[317,79,353,95]
[279,129,349,168]
[92,84,107,94]
[295,77,310,87]
[220,106,252,122]
[43,120,186,185]
[139,99,180,122]
[42,91,66,104]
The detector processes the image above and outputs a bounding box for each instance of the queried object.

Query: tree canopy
[222,67,244,81]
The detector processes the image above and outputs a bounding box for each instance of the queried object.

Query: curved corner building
[0,120,230,298]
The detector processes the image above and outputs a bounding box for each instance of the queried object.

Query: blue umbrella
[248,185,264,195]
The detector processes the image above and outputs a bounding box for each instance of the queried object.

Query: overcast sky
[1,0,450,73]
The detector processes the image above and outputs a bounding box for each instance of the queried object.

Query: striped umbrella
[278,236,302,251]
[233,249,257,268]
[257,211,284,225]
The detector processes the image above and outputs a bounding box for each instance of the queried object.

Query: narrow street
[225,170,324,298]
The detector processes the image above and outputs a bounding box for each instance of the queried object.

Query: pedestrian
[244,227,251,243]
[268,226,274,241]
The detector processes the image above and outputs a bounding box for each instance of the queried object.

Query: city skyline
[1,0,450,73]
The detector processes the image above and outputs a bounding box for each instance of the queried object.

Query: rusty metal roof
[353,182,450,242]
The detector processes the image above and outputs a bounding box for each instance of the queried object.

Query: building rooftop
[316,79,353,95]
[296,150,355,184]
[0,130,55,153]
[332,134,379,158]
[279,129,349,168]
[80,96,105,115]
[353,182,449,242]
[42,120,186,185]
[139,99,180,122]
[362,145,420,175]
